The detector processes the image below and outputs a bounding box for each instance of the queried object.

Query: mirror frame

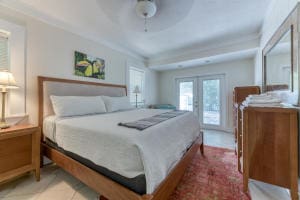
[262,5,299,102]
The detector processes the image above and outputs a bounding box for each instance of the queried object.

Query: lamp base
[0,122,10,129]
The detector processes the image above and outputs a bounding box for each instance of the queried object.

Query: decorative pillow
[50,96,107,117]
[101,96,133,112]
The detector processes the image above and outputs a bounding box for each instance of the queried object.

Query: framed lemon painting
[74,51,105,80]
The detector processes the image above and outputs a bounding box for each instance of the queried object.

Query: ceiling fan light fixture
[135,0,157,19]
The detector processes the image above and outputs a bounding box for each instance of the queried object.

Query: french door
[176,74,226,129]
[175,77,198,116]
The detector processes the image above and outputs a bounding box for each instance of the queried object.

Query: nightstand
[0,124,41,184]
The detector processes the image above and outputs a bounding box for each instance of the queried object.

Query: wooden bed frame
[38,76,204,200]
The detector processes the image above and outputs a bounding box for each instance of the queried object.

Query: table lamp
[0,71,18,129]
[133,85,141,108]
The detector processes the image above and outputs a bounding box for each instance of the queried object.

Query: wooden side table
[0,124,41,183]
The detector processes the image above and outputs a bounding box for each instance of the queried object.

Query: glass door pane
[202,79,221,125]
[179,81,194,111]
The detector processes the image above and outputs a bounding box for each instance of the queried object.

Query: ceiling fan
[97,0,195,33]
[135,0,157,32]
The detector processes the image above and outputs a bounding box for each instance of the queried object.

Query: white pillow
[101,96,133,112]
[50,96,107,117]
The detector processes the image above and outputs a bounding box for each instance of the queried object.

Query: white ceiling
[0,0,271,70]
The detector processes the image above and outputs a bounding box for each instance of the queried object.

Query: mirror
[265,29,292,91]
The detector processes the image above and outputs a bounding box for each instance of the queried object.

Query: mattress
[43,108,201,193]
[45,138,146,194]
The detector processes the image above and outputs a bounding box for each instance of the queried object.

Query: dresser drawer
[0,134,32,173]
[0,125,41,184]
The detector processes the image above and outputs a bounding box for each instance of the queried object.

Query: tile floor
[0,130,298,200]
[203,129,235,150]
[0,165,98,200]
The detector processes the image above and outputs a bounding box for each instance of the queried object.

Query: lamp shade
[0,71,18,89]
[133,85,141,94]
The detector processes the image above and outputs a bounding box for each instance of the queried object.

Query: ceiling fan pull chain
[144,16,148,32]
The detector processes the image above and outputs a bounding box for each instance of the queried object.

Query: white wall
[0,5,158,125]
[158,58,254,131]
[254,0,299,85]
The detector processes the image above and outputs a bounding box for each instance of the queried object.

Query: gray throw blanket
[118,110,188,130]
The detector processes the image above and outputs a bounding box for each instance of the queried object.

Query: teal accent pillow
[154,104,176,110]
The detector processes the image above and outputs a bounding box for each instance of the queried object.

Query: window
[129,67,145,106]
[0,32,9,69]
[0,21,26,117]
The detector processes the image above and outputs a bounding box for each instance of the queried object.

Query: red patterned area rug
[169,146,251,200]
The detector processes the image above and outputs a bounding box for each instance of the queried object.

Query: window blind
[129,67,145,105]
[0,32,9,69]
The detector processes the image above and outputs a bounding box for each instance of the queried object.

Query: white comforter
[43,109,200,193]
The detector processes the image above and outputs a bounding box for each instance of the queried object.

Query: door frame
[174,73,227,131]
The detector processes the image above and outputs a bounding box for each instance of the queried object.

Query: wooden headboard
[38,76,127,131]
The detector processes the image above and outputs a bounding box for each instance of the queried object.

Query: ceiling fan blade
[97,0,195,32]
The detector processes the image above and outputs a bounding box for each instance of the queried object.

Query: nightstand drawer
[0,134,32,173]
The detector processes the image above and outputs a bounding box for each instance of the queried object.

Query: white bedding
[43,109,200,193]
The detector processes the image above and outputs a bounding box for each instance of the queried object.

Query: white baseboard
[201,127,234,133]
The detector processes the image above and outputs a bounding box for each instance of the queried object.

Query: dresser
[233,86,260,172]
[241,106,298,200]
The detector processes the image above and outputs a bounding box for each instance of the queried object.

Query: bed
[38,76,204,200]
